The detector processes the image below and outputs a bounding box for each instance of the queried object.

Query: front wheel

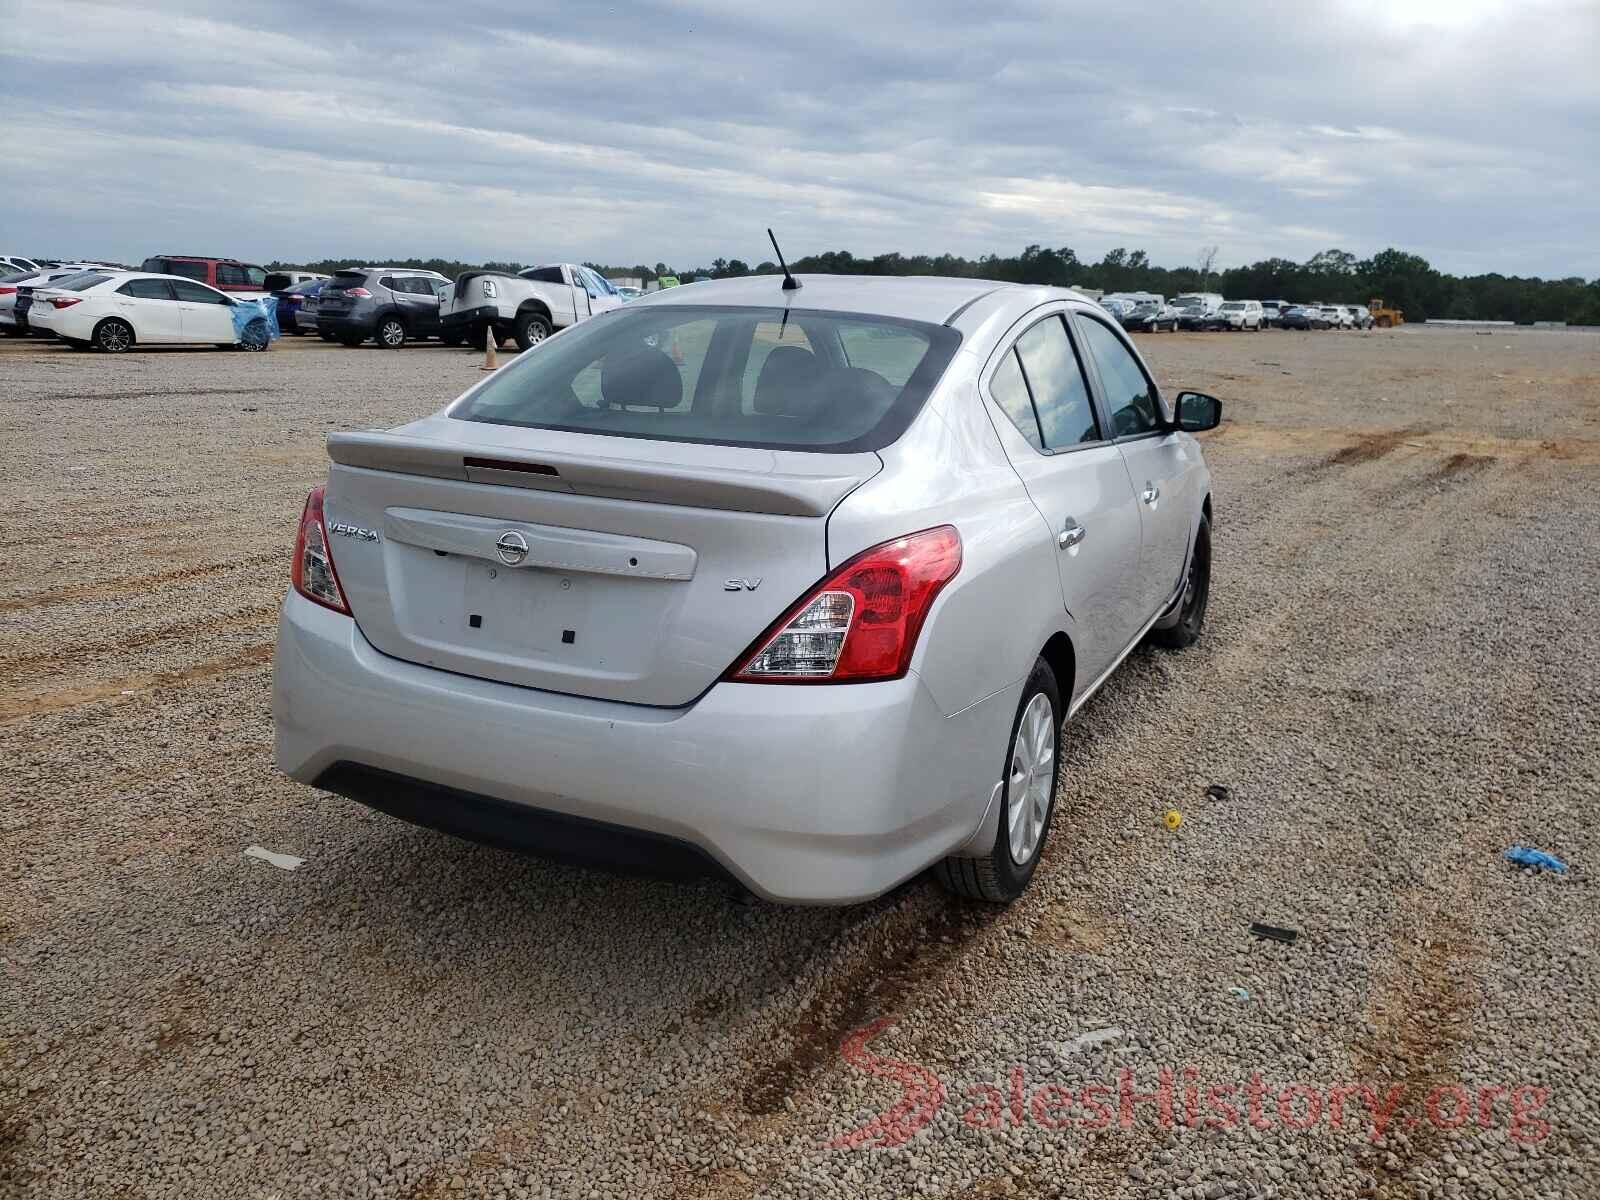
[933,658,1061,903]
[238,319,270,351]
[376,316,407,349]
[1152,514,1211,649]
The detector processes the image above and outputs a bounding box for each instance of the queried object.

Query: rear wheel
[934,658,1061,903]
[513,311,552,352]
[376,316,407,349]
[1152,514,1211,649]
[93,318,134,353]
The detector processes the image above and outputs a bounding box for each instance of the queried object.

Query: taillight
[727,526,961,683]
[49,297,82,309]
[345,287,372,298]
[481,279,497,298]
[291,485,351,614]
[0,287,15,296]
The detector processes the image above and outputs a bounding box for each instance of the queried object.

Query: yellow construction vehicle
[1369,297,1404,327]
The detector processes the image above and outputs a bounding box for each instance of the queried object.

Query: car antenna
[768,228,801,291]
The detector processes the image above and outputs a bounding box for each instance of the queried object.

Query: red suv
[139,255,268,292]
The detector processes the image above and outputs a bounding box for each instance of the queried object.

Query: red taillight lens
[49,297,82,309]
[291,485,351,614]
[727,526,962,683]
[0,287,16,296]
[345,287,372,298]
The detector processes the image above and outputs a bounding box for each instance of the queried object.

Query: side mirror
[1174,391,1222,432]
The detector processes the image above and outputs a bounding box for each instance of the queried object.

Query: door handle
[1058,520,1086,550]
[1141,483,1161,505]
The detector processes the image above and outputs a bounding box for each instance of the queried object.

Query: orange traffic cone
[480,332,498,372]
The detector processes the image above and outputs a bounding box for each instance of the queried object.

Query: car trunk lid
[320,420,879,706]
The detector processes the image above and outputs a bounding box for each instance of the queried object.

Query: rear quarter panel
[826,349,1070,718]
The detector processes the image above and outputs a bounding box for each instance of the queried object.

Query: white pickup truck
[440,263,624,351]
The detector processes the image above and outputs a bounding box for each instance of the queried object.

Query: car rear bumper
[316,314,373,338]
[272,591,1010,904]
[440,305,501,331]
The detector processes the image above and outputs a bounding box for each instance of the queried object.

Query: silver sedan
[273,274,1220,904]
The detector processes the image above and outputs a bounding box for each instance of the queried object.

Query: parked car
[264,270,328,291]
[0,254,41,274]
[273,279,324,335]
[25,270,274,352]
[1260,300,1288,328]
[439,263,622,351]
[1208,300,1264,331]
[1321,305,1351,329]
[1345,304,1374,330]
[139,255,269,292]
[1118,298,1178,333]
[614,285,644,302]
[1171,295,1217,330]
[1278,305,1327,330]
[1,265,108,335]
[273,274,1221,905]
[295,283,328,337]
[316,267,453,348]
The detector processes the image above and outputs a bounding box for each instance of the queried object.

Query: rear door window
[118,279,177,300]
[454,305,960,452]
[1014,315,1100,449]
[215,263,248,287]
[521,266,565,284]
[988,348,1043,450]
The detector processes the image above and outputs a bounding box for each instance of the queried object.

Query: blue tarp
[230,295,280,345]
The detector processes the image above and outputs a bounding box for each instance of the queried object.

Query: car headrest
[812,366,898,431]
[601,346,683,411]
[753,345,817,416]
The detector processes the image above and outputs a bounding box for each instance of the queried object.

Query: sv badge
[723,578,763,592]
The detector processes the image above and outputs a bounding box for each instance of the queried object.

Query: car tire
[238,319,270,351]
[92,318,134,353]
[1151,513,1212,650]
[513,311,553,352]
[933,657,1062,904]
[376,316,407,349]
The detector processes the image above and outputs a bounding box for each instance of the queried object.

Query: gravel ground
[2,326,1597,1199]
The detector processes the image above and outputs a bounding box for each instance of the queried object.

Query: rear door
[386,275,438,335]
[170,278,237,342]
[114,278,183,341]
[1071,310,1196,621]
[983,308,1145,684]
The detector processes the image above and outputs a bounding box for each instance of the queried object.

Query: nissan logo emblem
[495,531,529,566]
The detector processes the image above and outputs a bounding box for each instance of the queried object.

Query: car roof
[636,273,1014,325]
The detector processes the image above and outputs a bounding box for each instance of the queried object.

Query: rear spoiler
[325,431,871,518]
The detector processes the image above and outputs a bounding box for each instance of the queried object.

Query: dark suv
[139,256,268,292]
[315,267,455,348]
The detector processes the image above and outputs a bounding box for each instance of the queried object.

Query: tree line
[274,247,1600,325]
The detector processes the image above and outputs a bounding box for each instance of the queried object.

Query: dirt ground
[2,325,1597,1199]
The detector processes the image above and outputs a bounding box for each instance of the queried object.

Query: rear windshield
[329,271,366,285]
[452,304,961,452]
[54,271,112,291]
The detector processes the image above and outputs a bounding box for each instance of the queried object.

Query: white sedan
[26,270,272,352]
[0,265,109,334]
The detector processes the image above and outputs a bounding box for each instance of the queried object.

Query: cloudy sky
[2,0,1595,278]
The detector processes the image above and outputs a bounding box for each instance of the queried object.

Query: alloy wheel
[380,320,405,347]
[1006,692,1056,865]
[98,322,131,352]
